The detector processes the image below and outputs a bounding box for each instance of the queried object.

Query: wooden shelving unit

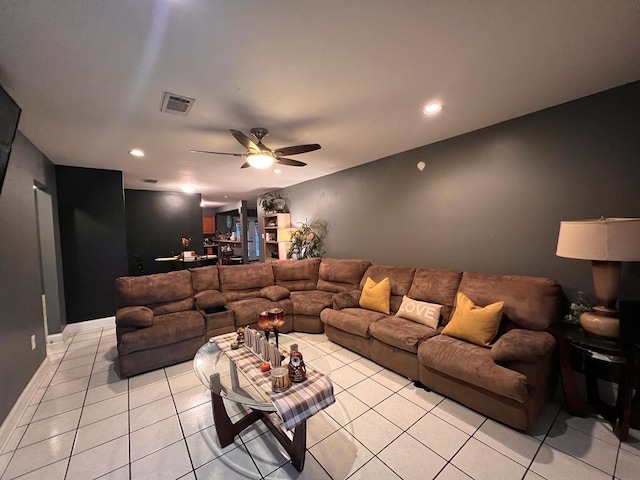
[262,213,291,261]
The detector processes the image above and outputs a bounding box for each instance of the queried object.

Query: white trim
[47,315,115,344]
[64,316,115,335]
[46,327,71,345]
[0,357,50,454]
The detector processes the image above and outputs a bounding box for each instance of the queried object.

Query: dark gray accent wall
[125,190,204,275]
[56,166,128,323]
[281,81,640,301]
[0,131,60,424]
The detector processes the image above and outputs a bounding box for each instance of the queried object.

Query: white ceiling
[1,1,639,206]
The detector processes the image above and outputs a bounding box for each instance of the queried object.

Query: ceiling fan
[190,128,321,169]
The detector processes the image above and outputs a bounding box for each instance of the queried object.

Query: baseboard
[46,328,70,345]
[46,316,115,344]
[0,357,50,454]
[64,316,116,335]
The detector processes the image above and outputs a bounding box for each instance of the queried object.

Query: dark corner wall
[125,189,203,275]
[56,166,128,323]
[0,132,60,424]
[280,81,640,302]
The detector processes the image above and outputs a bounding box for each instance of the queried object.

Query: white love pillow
[395,295,442,329]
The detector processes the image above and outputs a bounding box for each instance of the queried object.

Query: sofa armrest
[260,285,290,302]
[195,290,226,313]
[491,329,555,363]
[116,306,153,328]
[332,290,361,310]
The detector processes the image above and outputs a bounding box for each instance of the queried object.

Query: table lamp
[556,217,640,338]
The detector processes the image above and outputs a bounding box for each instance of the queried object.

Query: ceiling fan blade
[240,162,251,169]
[230,129,258,150]
[189,150,245,157]
[275,157,307,167]
[273,144,321,156]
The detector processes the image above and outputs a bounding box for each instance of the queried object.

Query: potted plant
[260,193,275,212]
[287,219,328,259]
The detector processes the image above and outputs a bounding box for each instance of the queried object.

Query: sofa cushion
[332,291,361,310]
[442,292,504,347]
[117,310,205,355]
[149,297,195,316]
[194,290,226,311]
[116,306,153,328]
[369,316,439,353]
[116,270,193,308]
[418,335,528,403]
[458,272,564,330]
[317,258,371,293]
[272,258,321,291]
[359,277,391,314]
[408,269,462,324]
[190,266,220,293]
[290,290,334,316]
[218,263,275,291]
[260,285,291,302]
[360,265,416,313]
[492,329,556,363]
[226,297,292,327]
[320,307,386,338]
[396,295,441,329]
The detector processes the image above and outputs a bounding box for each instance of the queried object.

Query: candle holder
[257,311,273,343]
[268,308,285,349]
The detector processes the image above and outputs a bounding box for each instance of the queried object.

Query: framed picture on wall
[0,84,22,195]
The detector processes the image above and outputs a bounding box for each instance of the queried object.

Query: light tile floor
[1,327,640,479]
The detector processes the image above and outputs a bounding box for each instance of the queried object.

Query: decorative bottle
[288,344,307,383]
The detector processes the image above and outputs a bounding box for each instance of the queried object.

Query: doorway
[247,218,260,262]
[34,184,64,336]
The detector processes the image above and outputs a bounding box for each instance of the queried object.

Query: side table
[550,322,640,441]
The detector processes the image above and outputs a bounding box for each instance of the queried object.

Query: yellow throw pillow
[359,277,391,314]
[442,292,504,346]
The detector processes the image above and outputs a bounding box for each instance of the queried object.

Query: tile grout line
[164,366,197,478]
[0,332,79,480]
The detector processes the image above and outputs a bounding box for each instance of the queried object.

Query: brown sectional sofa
[114,257,564,431]
[321,266,564,430]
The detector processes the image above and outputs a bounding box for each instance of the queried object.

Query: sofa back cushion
[318,258,371,293]
[272,258,320,291]
[408,269,463,324]
[458,272,564,330]
[218,263,274,292]
[190,266,220,293]
[360,265,415,314]
[115,270,194,314]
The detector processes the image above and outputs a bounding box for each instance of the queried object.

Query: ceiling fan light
[247,152,274,169]
[423,102,443,115]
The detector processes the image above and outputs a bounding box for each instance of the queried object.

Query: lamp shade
[556,218,640,261]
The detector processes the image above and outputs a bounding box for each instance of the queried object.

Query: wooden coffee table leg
[261,417,307,472]
[209,374,262,447]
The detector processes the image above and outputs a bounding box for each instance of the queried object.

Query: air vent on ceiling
[142,178,159,184]
[160,91,195,116]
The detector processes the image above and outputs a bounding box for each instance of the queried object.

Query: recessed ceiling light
[181,184,195,193]
[273,169,282,174]
[129,149,145,157]
[224,195,228,199]
[422,103,443,115]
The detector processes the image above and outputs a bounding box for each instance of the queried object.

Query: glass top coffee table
[193,332,332,471]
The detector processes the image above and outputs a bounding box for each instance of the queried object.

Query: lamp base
[579,309,619,339]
